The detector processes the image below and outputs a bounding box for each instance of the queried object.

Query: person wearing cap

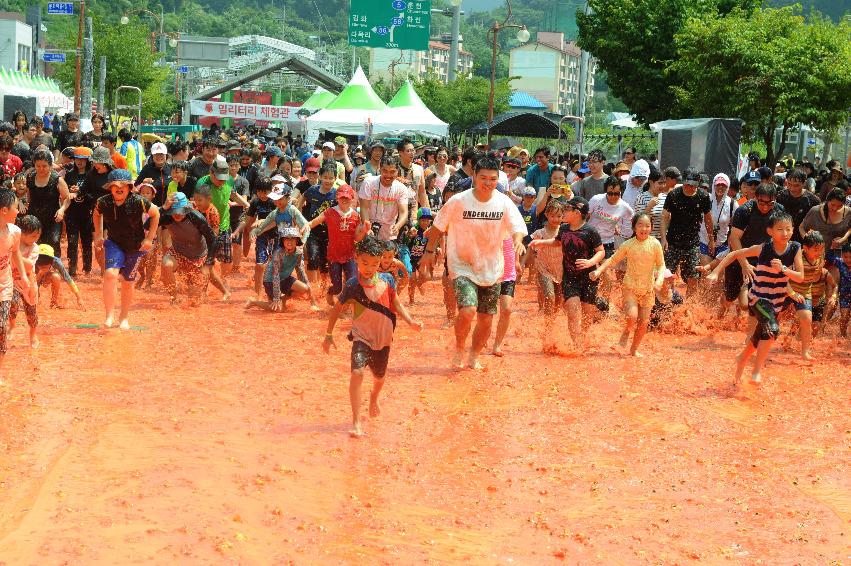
[135,142,172,206]
[187,138,219,181]
[117,129,145,179]
[612,161,631,182]
[93,168,160,329]
[698,173,738,265]
[501,157,526,204]
[320,141,346,181]
[305,183,367,306]
[297,161,340,288]
[263,146,284,178]
[196,155,250,278]
[421,156,527,370]
[529,195,606,352]
[56,113,82,156]
[295,157,322,197]
[333,136,353,177]
[738,170,760,205]
[33,243,83,310]
[661,166,714,294]
[27,149,71,252]
[245,226,314,313]
[159,191,217,305]
[351,142,386,192]
[61,146,93,276]
[622,159,650,210]
[572,149,608,200]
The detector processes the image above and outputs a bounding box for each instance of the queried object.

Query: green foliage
[49,15,176,117]
[669,6,851,164]
[413,75,510,132]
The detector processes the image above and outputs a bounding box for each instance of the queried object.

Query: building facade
[508,31,595,116]
[369,40,474,84]
[0,14,33,73]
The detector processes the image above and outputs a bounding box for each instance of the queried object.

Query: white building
[508,31,595,116]
[0,14,33,73]
[369,40,474,84]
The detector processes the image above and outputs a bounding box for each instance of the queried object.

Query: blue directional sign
[178,66,189,73]
[47,2,75,15]
[42,52,67,63]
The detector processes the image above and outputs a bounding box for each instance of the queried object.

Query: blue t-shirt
[518,203,537,235]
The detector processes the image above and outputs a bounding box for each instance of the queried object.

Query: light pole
[74,0,86,113]
[486,1,529,142]
[120,6,175,65]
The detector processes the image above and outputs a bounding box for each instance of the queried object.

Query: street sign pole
[74,0,85,113]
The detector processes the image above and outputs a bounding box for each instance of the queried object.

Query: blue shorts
[397,242,413,274]
[699,242,729,259]
[255,234,272,265]
[104,239,147,282]
[783,296,826,322]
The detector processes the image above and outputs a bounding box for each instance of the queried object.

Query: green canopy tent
[304,67,387,136]
[373,80,448,139]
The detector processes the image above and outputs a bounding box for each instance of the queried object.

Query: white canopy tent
[304,67,387,136]
[373,80,448,139]
[0,68,73,120]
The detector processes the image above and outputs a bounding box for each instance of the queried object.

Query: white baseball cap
[151,142,168,155]
[322,141,335,150]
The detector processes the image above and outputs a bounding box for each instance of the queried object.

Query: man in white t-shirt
[357,156,409,241]
[421,157,527,370]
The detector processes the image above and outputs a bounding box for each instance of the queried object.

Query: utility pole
[98,56,106,114]
[576,0,591,156]
[81,16,93,117]
[447,0,461,82]
[74,0,86,113]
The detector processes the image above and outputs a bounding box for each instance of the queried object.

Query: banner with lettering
[189,100,294,121]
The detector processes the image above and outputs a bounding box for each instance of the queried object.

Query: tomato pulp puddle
[0,271,849,564]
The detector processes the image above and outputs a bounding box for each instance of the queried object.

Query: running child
[706,211,804,386]
[530,199,566,324]
[437,182,460,326]
[33,244,83,309]
[241,177,278,297]
[323,234,423,438]
[785,230,835,359]
[12,173,28,216]
[135,182,159,289]
[0,190,34,370]
[306,184,366,306]
[159,192,216,306]
[245,226,313,312]
[9,214,40,347]
[405,207,432,305]
[529,196,605,353]
[591,213,666,356]
[93,169,159,329]
[192,185,231,300]
[378,240,409,291]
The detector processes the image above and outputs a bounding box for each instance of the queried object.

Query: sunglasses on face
[606,191,621,197]
[757,199,775,206]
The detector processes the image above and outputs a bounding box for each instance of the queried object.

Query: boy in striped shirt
[706,211,804,387]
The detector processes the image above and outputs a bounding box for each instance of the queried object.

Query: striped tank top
[748,241,801,312]
[790,252,826,300]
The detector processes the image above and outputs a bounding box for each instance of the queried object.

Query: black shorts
[500,280,516,297]
[305,232,329,273]
[664,244,700,281]
[562,272,598,304]
[351,341,390,378]
[724,261,746,303]
[748,298,780,347]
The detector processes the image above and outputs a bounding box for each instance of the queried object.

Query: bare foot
[441,318,455,329]
[629,350,644,357]
[492,346,504,357]
[451,350,465,370]
[750,372,762,384]
[221,291,231,301]
[104,316,115,328]
[467,356,485,371]
[802,351,814,361]
[30,336,40,349]
[349,422,364,438]
[310,304,322,312]
[618,331,629,348]
[369,397,381,417]
[734,352,748,382]
[119,319,131,331]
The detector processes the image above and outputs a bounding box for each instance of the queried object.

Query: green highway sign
[349,0,432,51]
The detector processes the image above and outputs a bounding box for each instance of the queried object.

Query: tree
[413,75,511,133]
[669,6,851,164]
[52,15,177,118]
[577,0,759,126]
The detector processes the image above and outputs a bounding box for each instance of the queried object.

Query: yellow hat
[37,243,55,257]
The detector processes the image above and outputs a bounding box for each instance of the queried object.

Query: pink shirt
[0,223,22,302]
[502,237,517,282]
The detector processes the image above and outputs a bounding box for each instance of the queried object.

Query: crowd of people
[1,110,850,436]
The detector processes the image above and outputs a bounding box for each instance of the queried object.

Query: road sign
[47,2,74,15]
[178,65,189,73]
[349,0,432,51]
[42,52,67,63]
